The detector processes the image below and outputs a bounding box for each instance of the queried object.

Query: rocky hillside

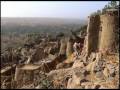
[1,9,119,89]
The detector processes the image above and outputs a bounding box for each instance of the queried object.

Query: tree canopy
[91,1,119,16]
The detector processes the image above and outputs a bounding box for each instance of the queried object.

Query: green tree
[97,10,101,15]
[109,1,117,8]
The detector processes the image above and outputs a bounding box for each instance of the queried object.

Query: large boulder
[67,67,90,89]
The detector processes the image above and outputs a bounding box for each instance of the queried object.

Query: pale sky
[1,1,110,19]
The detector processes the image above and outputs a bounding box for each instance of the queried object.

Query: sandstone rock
[48,54,56,60]
[89,52,96,62]
[80,79,89,85]
[94,66,102,72]
[67,78,73,89]
[86,61,95,71]
[48,68,73,81]
[67,77,84,89]
[56,62,73,69]
[81,82,93,86]
[35,85,41,89]
[56,63,64,69]
[65,53,75,63]
[72,60,84,68]
[21,84,34,89]
[115,65,119,75]
[109,69,116,77]
[92,84,101,89]
[84,82,94,89]
[59,38,67,56]
[1,11,119,89]
[67,67,90,89]
[106,64,115,69]
[48,67,88,89]
[103,67,109,78]
[107,77,114,81]
[99,86,108,89]
[2,82,11,89]
[48,68,75,89]
[106,64,116,77]
[95,71,105,80]
[66,37,74,58]
[93,59,105,73]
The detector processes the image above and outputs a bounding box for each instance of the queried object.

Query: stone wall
[86,15,101,55]
[66,37,74,58]
[99,14,119,53]
[85,11,119,55]
[59,38,67,56]
[14,64,41,88]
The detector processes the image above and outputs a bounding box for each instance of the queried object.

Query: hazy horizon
[1,16,85,19]
[1,1,110,19]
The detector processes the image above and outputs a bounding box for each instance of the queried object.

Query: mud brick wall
[59,38,67,56]
[66,37,74,58]
[86,15,101,55]
[99,14,119,53]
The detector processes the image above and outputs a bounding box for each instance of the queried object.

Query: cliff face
[65,11,119,89]
[66,37,74,58]
[99,13,119,53]
[85,11,119,56]
[86,15,101,55]
[1,10,119,89]
[59,38,67,56]
[46,10,119,89]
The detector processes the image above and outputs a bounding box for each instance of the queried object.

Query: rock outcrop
[1,8,119,89]
[66,37,74,58]
[99,13,119,54]
[86,15,101,56]
[59,38,67,56]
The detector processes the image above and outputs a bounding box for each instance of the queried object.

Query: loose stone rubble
[1,9,119,89]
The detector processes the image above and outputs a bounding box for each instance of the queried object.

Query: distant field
[1,17,87,35]
[1,17,87,52]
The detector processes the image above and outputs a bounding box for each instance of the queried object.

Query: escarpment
[85,10,119,56]
[49,10,119,89]
[86,15,101,55]
[1,8,119,89]
[99,13,119,54]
